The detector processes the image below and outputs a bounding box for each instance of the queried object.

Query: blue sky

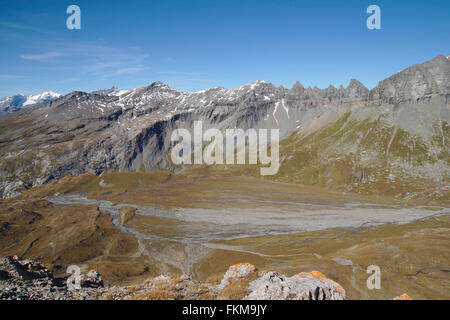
[0,0,449,96]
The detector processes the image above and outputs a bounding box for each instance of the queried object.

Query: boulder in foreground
[0,257,348,300]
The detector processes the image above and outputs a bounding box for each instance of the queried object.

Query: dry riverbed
[1,173,449,299]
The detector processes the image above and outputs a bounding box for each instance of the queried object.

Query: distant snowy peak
[0,94,27,113]
[23,91,61,107]
[0,91,61,114]
[91,86,130,97]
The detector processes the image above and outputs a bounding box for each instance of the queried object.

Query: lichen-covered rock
[218,263,256,290]
[244,271,346,300]
[394,293,412,300]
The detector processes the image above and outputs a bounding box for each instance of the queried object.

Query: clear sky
[0,0,449,96]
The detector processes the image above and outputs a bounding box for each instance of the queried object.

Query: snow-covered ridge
[0,91,61,113]
[23,91,61,106]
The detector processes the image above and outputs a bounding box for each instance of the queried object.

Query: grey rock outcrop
[217,263,346,300]
[0,256,104,300]
[370,55,449,102]
[0,256,70,300]
[0,256,52,281]
[245,271,345,300]
[80,270,104,288]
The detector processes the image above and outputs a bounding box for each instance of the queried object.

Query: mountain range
[0,91,61,114]
[0,88,132,114]
[0,55,448,200]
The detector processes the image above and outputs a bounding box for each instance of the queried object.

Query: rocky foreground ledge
[0,256,348,300]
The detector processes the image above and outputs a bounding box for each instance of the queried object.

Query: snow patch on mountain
[91,86,130,97]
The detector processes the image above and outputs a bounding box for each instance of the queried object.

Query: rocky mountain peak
[347,79,369,98]
[63,91,89,100]
[290,81,305,95]
[91,86,129,97]
[146,81,177,92]
[369,54,449,102]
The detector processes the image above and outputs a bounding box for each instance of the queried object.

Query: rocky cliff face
[0,56,448,198]
[370,55,449,102]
